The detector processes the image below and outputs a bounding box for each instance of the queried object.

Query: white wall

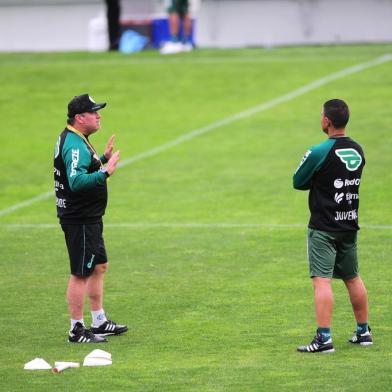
[0,0,391,51]
[0,3,105,51]
[0,0,163,52]
[196,0,392,48]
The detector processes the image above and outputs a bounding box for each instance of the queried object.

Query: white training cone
[83,349,112,367]
[52,361,80,373]
[24,358,52,370]
[86,349,111,359]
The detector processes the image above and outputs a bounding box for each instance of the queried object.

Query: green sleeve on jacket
[62,132,106,192]
[293,138,336,190]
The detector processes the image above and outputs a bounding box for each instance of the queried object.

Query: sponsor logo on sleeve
[70,149,80,177]
[335,148,362,171]
[295,150,312,174]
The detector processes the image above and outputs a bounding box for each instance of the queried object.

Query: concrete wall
[196,0,392,48]
[0,3,105,51]
[0,0,163,52]
[0,0,391,51]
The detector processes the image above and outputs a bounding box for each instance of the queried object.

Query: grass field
[1,45,392,391]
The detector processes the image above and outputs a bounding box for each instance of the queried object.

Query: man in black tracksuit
[54,94,127,343]
[105,0,121,51]
[293,99,372,353]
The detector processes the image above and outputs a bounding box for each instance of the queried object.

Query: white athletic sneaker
[182,42,193,52]
[348,327,373,346]
[297,332,335,353]
[90,319,128,337]
[160,41,183,55]
[68,322,107,343]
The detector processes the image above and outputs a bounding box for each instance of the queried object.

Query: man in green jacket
[54,93,127,343]
[293,99,372,353]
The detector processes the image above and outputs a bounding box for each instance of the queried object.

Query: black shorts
[61,223,108,277]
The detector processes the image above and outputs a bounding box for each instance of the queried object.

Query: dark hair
[67,117,76,125]
[323,99,349,128]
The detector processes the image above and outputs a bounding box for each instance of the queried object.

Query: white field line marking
[0,53,391,219]
[1,223,391,230]
[117,54,392,169]
[0,191,53,218]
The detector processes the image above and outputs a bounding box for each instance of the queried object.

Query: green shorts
[165,0,189,16]
[307,228,359,280]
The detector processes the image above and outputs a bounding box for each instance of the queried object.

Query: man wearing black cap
[54,94,128,343]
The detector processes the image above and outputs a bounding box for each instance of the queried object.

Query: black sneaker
[90,320,128,337]
[68,322,107,343]
[297,332,335,353]
[348,327,373,346]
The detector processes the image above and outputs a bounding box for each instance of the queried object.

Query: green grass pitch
[0,45,392,391]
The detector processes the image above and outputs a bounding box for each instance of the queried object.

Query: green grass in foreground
[0,45,392,391]
[1,227,391,391]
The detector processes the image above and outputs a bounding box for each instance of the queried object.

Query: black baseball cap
[67,94,106,118]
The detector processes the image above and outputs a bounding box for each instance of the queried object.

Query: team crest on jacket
[335,148,362,171]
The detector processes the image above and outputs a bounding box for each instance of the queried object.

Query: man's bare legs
[344,276,368,324]
[87,263,108,311]
[313,277,334,328]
